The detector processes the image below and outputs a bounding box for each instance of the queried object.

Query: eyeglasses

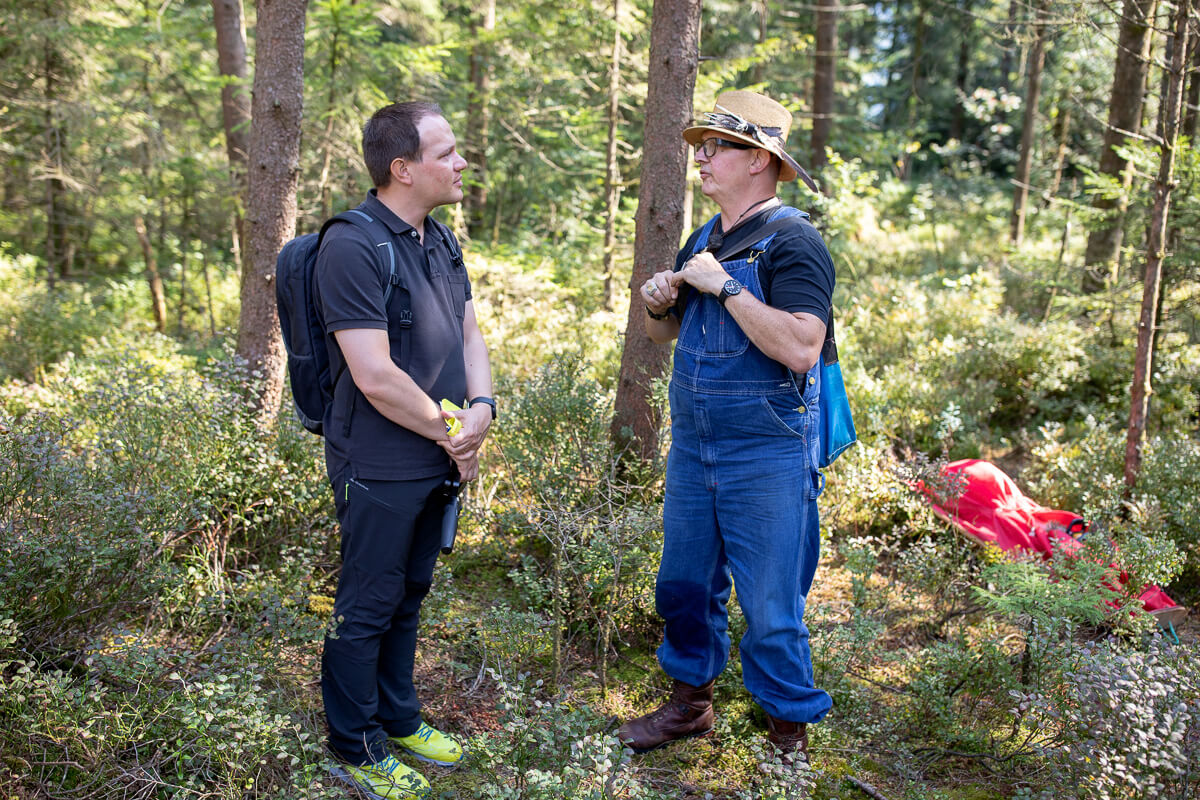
[697,137,755,158]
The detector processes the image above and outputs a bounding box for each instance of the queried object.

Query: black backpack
[275,208,412,436]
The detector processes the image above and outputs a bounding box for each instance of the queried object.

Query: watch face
[723,279,743,295]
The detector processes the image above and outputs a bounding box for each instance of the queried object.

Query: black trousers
[322,471,448,765]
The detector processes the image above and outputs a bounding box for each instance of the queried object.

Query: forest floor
[289,525,1196,800]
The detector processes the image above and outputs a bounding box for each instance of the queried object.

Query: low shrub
[1025,425,1200,602]
[468,671,654,800]
[0,638,333,799]
[0,414,168,654]
[1012,637,1200,800]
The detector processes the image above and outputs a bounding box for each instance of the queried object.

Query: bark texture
[811,0,837,176]
[1009,0,1048,245]
[610,0,701,464]
[464,0,496,240]
[236,0,309,421]
[1081,0,1157,292]
[1125,0,1190,489]
[134,215,168,333]
[602,0,624,309]
[212,0,251,265]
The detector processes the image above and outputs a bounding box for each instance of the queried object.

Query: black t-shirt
[314,190,471,481]
[674,206,835,324]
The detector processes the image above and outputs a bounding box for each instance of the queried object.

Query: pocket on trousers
[759,393,809,440]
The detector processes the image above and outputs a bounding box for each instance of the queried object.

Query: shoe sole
[398,745,466,770]
[329,766,432,800]
[626,726,714,755]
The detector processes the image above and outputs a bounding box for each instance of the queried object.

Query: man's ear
[747,149,775,176]
[390,157,412,186]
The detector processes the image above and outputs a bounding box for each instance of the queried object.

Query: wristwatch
[469,396,497,420]
[646,305,671,320]
[717,278,744,306]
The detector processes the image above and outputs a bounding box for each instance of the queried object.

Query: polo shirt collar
[363,189,416,237]
[362,190,451,252]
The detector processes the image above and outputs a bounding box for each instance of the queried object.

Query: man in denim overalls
[617,90,835,761]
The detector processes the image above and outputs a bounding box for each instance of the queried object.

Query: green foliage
[1026,426,1200,602]
[468,671,654,799]
[0,334,334,797]
[488,351,661,687]
[0,412,166,653]
[0,637,334,798]
[0,253,127,381]
[495,351,613,505]
[904,635,1020,749]
[1012,638,1200,800]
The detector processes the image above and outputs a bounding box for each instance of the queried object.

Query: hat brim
[682,125,819,194]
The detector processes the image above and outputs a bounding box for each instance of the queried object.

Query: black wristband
[646,306,671,320]
[469,395,497,420]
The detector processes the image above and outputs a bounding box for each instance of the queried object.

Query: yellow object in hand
[441,398,463,437]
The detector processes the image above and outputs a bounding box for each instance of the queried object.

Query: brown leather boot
[617,679,715,753]
[765,714,809,762]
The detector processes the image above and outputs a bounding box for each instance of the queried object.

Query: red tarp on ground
[921,458,1186,626]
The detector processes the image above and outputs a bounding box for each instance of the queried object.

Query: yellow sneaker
[331,754,431,799]
[390,721,465,768]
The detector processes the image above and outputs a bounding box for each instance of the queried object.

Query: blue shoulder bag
[817,313,856,467]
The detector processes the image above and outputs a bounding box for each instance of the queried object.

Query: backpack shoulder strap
[320,207,414,370]
[425,215,465,268]
[320,208,406,308]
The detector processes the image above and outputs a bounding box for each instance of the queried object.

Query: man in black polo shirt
[315,101,494,800]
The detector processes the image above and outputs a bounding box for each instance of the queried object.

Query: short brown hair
[362,101,442,187]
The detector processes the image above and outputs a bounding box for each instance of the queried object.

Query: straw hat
[683,90,818,193]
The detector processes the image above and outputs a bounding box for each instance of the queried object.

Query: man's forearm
[646,314,680,344]
[723,293,824,373]
[359,365,449,440]
[463,334,492,400]
[334,328,450,441]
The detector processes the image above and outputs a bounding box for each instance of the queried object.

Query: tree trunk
[1042,95,1071,205]
[316,5,342,221]
[1182,30,1199,140]
[999,0,1020,89]
[42,30,64,289]
[751,0,768,84]
[178,190,189,335]
[811,0,837,175]
[907,0,928,130]
[202,246,217,337]
[610,0,701,464]
[949,0,974,142]
[236,0,309,421]
[464,0,496,240]
[1009,0,1048,245]
[212,0,251,272]
[1124,0,1190,490]
[134,216,169,333]
[601,0,624,311]
[1081,0,1157,293]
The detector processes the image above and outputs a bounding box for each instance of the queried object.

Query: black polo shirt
[674,207,834,325]
[314,190,471,481]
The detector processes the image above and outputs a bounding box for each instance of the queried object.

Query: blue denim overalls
[656,206,833,724]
